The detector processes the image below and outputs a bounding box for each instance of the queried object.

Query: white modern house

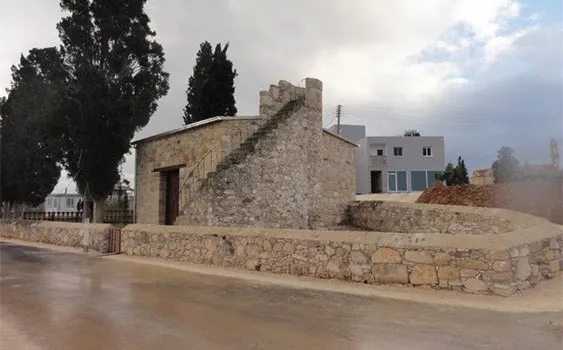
[43,193,82,212]
[355,134,446,194]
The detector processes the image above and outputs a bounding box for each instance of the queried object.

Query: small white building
[43,193,82,212]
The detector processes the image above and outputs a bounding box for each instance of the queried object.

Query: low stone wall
[0,220,113,252]
[122,223,563,296]
[347,201,544,234]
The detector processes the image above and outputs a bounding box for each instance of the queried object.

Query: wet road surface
[1,241,562,350]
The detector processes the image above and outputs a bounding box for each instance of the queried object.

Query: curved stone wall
[347,201,547,235]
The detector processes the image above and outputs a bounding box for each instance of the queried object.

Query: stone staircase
[178,96,305,217]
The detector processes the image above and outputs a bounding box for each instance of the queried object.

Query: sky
[1,0,562,194]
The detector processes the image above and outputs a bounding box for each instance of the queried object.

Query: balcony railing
[369,156,387,165]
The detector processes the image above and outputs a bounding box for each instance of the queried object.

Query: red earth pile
[416,182,500,207]
[416,179,563,224]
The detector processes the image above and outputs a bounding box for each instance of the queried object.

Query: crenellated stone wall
[348,201,545,234]
[121,222,563,296]
[0,220,113,252]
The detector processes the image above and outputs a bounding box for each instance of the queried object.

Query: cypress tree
[183,41,237,124]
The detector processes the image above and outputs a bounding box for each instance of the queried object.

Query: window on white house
[377,149,384,156]
[393,147,403,156]
[67,198,74,207]
[423,147,432,157]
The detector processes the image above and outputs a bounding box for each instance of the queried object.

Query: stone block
[517,281,532,290]
[491,284,517,297]
[515,256,532,281]
[549,259,562,272]
[282,243,295,252]
[544,250,560,261]
[245,259,260,270]
[335,247,347,257]
[326,256,350,277]
[246,244,263,256]
[519,245,530,257]
[463,279,488,293]
[492,260,511,272]
[405,251,434,264]
[457,259,488,270]
[461,269,477,278]
[434,252,452,266]
[410,265,438,285]
[485,250,510,261]
[483,271,514,283]
[371,248,402,264]
[350,264,371,277]
[372,264,409,284]
[350,251,368,264]
[438,267,460,280]
[448,280,464,287]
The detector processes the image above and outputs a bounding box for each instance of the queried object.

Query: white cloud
[483,28,531,64]
[529,13,541,21]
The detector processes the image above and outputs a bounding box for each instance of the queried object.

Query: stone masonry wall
[135,118,264,224]
[348,201,545,234]
[0,220,113,252]
[177,78,353,229]
[320,131,357,226]
[121,223,563,296]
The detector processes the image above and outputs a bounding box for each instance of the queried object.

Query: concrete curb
[2,238,561,314]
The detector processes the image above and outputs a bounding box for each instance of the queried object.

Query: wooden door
[165,169,180,225]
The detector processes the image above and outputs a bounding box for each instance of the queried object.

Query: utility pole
[0,120,2,218]
[336,104,342,135]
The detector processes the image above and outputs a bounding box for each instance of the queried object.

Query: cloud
[1,0,560,193]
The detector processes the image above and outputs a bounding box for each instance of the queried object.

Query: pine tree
[183,41,237,124]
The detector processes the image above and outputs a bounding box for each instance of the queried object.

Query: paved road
[1,242,562,350]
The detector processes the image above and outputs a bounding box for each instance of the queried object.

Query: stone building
[470,168,494,185]
[132,78,357,229]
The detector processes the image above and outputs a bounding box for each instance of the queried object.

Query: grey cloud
[4,1,560,191]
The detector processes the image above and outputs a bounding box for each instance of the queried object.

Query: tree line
[0,0,238,219]
[434,144,557,188]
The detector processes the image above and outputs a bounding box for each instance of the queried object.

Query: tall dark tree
[55,0,169,218]
[183,41,237,124]
[492,146,520,183]
[183,41,213,124]
[0,48,66,207]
